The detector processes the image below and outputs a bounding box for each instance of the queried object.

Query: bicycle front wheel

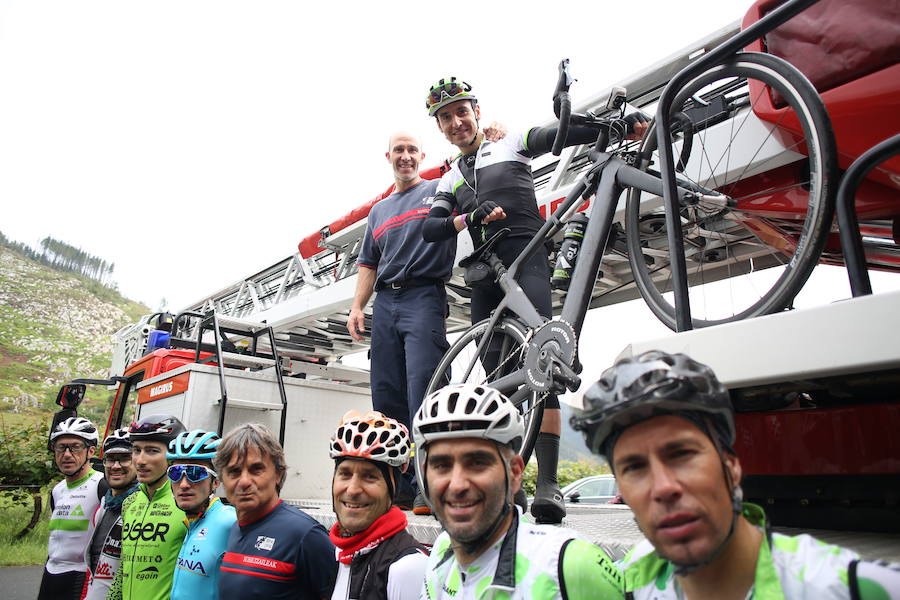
[626,52,836,329]
[425,317,544,463]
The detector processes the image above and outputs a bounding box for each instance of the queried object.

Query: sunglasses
[167,464,217,483]
[426,79,472,109]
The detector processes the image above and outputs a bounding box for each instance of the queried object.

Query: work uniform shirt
[357,179,454,290]
[219,500,337,600]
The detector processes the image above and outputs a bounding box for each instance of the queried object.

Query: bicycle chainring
[523,321,577,393]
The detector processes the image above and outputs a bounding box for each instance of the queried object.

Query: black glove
[466,201,501,226]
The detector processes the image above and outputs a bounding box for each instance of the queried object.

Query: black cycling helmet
[129,414,186,445]
[103,427,132,454]
[571,350,734,464]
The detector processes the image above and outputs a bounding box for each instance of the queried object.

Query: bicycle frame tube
[655,0,820,330]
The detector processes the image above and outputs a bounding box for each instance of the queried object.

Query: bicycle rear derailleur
[523,320,581,394]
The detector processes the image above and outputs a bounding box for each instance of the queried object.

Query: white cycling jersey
[46,471,105,574]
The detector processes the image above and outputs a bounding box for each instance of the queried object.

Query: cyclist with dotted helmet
[38,417,107,600]
[571,350,900,599]
[421,77,649,525]
[108,414,188,600]
[327,410,428,600]
[413,383,623,600]
[168,429,237,600]
[81,427,139,600]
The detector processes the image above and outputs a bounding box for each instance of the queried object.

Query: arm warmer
[423,198,459,242]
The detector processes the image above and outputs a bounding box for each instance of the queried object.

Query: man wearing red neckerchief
[328,411,428,600]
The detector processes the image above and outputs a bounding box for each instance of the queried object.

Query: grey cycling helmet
[571,350,734,464]
[51,417,100,446]
[168,429,221,461]
[129,414,186,445]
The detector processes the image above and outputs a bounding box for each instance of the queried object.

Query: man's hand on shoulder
[483,121,508,142]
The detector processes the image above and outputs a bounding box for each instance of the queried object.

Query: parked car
[560,474,623,504]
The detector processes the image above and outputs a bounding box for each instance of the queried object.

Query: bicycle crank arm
[551,357,581,392]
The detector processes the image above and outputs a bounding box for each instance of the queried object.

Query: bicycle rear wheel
[425,317,544,463]
[625,52,836,329]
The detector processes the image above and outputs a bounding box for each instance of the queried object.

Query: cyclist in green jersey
[108,414,188,600]
[412,383,624,600]
[572,350,900,599]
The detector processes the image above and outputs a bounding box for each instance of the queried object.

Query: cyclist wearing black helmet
[168,429,237,600]
[571,350,900,599]
[38,417,107,600]
[108,414,188,600]
[413,383,623,600]
[82,428,139,600]
[421,77,648,524]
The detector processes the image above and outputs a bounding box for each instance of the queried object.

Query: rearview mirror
[56,384,86,410]
[567,491,581,503]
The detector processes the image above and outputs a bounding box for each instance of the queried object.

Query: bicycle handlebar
[552,59,574,156]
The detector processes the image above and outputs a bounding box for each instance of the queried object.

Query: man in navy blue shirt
[347,131,454,512]
[216,423,336,600]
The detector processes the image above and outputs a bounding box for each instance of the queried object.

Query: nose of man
[650,461,683,504]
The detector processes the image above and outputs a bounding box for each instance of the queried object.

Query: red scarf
[329,506,408,564]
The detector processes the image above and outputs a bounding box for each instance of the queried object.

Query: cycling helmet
[329,410,411,468]
[103,427,132,454]
[129,414,186,444]
[168,429,221,461]
[570,350,734,463]
[426,77,477,117]
[51,417,100,446]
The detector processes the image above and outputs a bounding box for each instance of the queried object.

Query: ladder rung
[223,398,284,411]
[212,315,270,333]
[220,352,277,369]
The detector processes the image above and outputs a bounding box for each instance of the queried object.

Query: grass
[0,490,51,566]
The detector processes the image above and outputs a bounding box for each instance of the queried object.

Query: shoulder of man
[559,538,625,599]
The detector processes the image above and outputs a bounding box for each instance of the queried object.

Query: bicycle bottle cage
[459,228,510,288]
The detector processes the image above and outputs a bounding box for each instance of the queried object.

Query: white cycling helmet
[51,417,100,446]
[413,384,523,500]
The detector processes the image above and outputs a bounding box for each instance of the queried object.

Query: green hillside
[0,245,149,428]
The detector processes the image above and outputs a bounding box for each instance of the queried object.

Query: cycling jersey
[422,511,624,600]
[331,528,428,600]
[107,480,187,600]
[82,482,139,600]
[620,503,900,599]
[218,500,337,600]
[171,496,237,600]
[46,470,105,574]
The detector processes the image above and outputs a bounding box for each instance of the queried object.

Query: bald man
[347,132,454,509]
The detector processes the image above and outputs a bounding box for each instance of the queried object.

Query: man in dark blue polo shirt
[347,131,453,511]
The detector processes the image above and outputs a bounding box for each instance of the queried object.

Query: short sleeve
[357,219,381,269]
[559,538,625,600]
[299,522,338,598]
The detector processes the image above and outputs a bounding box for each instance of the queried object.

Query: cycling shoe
[530,484,566,524]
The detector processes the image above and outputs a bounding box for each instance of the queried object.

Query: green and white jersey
[46,470,105,574]
[620,503,900,599]
[422,511,624,600]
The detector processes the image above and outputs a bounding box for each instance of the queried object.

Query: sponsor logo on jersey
[122,521,171,542]
[96,561,113,578]
[196,527,208,539]
[136,566,160,581]
[255,536,275,551]
[177,556,208,576]
[423,196,436,205]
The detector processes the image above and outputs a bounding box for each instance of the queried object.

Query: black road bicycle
[425,0,837,462]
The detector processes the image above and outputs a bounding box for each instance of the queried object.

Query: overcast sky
[1,0,755,310]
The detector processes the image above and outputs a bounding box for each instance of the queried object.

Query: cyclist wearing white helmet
[327,410,428,600]
[82,427,139,600]
[413,383,624,600]
[38,416,107,600]
[571,350,900,599]
[168,429,237,600]
[108,414,188,600]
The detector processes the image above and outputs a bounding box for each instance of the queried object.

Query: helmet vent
[447,392,459,413]
[465,397,477,414]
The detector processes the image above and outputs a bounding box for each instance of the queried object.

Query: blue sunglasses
[167,464,217,483]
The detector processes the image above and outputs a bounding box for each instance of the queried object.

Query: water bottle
[551,213,590,290]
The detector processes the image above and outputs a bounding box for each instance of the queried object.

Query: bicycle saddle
[458,228,511,268]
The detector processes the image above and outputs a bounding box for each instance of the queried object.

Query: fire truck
[56,1,900,559]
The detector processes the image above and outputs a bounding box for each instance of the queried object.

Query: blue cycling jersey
[171,497,236,600]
